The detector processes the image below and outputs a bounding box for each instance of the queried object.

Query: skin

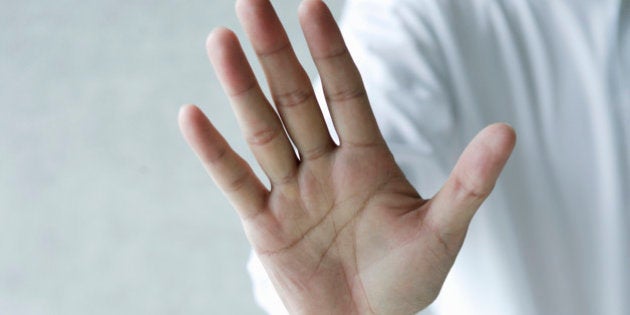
[178,0,516,314]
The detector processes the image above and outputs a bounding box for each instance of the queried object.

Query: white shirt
[248,0,630,314]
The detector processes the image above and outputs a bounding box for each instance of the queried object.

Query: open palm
[179,0,515,314]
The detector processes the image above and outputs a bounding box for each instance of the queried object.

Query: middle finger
[236,0,335,162]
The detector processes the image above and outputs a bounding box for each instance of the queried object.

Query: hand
[179,0,516,314]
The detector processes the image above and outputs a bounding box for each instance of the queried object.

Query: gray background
[0,0,344,313]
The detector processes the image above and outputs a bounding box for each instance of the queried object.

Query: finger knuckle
[300,144,331,162]
[206,145,228,165]
[274,88,314,109]
[246,127,281,146]
[325,85,366,104]
[453,177,490,201]
[225,171,250,193]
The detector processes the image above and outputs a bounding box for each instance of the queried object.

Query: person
[179,0,629,314]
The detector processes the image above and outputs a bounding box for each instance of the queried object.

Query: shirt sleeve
[248,1,454,314]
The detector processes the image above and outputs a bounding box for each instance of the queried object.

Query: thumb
[425,123,516,246]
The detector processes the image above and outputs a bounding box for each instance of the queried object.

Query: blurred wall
[0,0,344,314]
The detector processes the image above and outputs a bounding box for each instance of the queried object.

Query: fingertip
[205,28,257,96]
[465,123,517,178]
[179,103,198,115]
[206,27,236,52]
[299,0,325,16]
[178,103,192,127]
[298,0,344,59]
[480,122,517,158]
[178,103,212,139]
[488,122,517,144]
[299,0,332,28]
[178,104,195,137]
[179,103,199,125]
